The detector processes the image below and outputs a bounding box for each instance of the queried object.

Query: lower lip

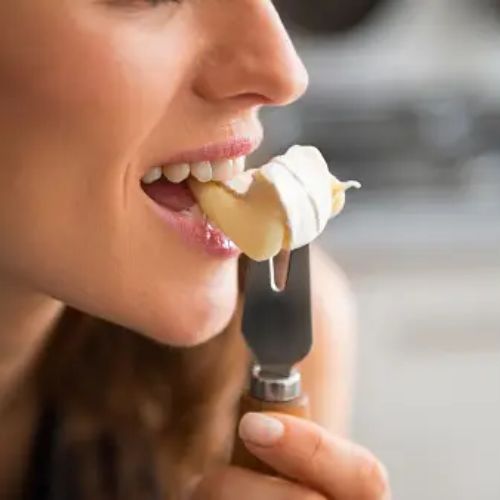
[141,183,241,259]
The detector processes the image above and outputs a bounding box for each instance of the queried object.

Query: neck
[0,274,64,410]
[0,274,64,498]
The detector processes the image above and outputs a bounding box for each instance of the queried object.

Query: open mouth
[141,157,245,211]
[140,156,246,258]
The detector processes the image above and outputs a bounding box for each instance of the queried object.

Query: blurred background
[260,0,500,498]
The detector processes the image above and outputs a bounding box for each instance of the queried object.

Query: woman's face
[0,0,307,346]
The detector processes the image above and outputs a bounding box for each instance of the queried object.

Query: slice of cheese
[188,145,360,261]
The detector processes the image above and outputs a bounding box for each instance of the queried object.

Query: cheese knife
[231,244,313,474]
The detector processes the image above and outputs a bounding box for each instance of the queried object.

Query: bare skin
[0,0,389,498]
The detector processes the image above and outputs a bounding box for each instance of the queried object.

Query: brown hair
[30,258,251,499]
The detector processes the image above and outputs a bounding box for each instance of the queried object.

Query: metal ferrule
[250,365,302,402]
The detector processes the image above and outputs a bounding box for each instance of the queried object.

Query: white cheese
[188,145,360,261]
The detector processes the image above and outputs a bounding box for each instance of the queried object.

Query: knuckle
[307,426,327,470]
[354,448,390,499]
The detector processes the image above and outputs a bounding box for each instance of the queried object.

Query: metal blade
[242,245,312,378]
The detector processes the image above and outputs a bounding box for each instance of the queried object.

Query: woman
[0,1,389,499]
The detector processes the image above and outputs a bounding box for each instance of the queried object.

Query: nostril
[227,93,274,107]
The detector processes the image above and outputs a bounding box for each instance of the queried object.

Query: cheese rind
[260,146,334,250]
[188,145,360,261]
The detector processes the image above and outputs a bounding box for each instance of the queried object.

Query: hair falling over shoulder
[29,258,251,499]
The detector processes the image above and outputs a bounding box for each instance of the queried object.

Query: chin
[154,298,238,348]
[57,251,242,349]
[138,277,240,348]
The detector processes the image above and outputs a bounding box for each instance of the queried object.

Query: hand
[189,412,390,499]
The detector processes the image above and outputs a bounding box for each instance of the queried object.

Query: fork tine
[270,250,292,292]
[284,245,311,298]
[241,245,313,372]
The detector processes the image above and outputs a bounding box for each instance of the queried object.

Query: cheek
[0,8,181,275]
[0,11,185,159]
[0,5,238,345]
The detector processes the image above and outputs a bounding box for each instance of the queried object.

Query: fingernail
[239,412,284,447]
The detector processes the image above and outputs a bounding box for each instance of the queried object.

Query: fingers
[239,412,390,500]
[190,466,327,500]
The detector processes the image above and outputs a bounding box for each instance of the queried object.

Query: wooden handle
[231,391,310,475]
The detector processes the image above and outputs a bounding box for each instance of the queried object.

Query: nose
[193,0,309,108]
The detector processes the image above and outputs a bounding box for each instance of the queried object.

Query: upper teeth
[163,163,190,183]
[141,166,162,184]
[191,161,213,183]
[141,157,246,185]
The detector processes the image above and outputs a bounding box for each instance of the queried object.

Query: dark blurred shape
[275,0,388,34]
[491,0,500,16]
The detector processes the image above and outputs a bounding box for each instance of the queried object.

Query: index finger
[238,412,390,500]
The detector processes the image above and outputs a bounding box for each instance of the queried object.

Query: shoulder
[310,245,357,346]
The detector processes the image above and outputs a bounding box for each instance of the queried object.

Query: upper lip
[146,136,262,174]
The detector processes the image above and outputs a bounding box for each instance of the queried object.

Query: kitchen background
[261,0,500,498]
